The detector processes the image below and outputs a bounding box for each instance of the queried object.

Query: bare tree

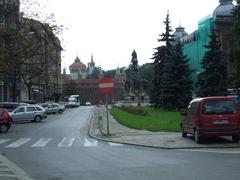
[0,0,64,101]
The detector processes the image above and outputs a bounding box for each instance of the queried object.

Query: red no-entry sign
[98,77,114,94]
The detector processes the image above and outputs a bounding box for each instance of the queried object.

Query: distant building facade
[63,58,125,104]
[69,55,96,80]
[20,18,63,102]
[0,0,20,102]
[174,0,236,90]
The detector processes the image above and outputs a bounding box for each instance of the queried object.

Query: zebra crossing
[0,137,123,148]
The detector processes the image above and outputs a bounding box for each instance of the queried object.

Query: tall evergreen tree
[173,41,193,108]
[196,28,228,97]
[151,12,177,109]
[228,3,240,94]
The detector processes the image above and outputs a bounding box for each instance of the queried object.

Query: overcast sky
[28,0,225,71]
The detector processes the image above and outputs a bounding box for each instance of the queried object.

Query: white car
[85,101,91,106]
[40,103,65,114]
[9,105,47,122]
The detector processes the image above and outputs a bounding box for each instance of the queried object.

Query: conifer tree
[196,28,228,97]
[151,11,176,109]
[173,41,193,108]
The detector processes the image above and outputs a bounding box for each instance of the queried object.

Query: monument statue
[128,50,143,106]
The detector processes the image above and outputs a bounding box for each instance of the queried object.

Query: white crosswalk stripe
[32,138,52,147]
[108,142,123,147]
[0,139,10,145]
[0,138,124,148]
[5,138,31,148]
[57,138,75,147]
[84,138,97,147]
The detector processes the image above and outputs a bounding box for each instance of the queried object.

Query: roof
[213,0,235,17]
[191,96,234,103]
[173,26,188,40]
[69,56,86,69]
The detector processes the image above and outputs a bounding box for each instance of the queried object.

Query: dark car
[0,102,22,112]
[0,108,11,133]
[181,96,240,143]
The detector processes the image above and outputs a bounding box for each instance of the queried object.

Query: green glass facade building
[178,0,236,93]
[181,16,214,84]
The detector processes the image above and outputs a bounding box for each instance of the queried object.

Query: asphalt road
[0,106,240,180]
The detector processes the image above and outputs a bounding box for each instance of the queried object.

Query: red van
[181,96,240,143]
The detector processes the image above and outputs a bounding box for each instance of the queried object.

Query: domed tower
[213,0,235,57]
[213,0,235,17]
[69,56,87,80]
[173,25,188,40]
[213,0,235,55]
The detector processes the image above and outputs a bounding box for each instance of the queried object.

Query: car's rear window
[36,106,43,111]
[202,100,237,115]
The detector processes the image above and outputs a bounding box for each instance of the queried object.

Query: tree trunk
[27,84,32,100]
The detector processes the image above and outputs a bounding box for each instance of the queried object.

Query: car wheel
[181,126,187,138]
[58,109,63,114]
[34,115,42,122]
[232,136,240,143]
[0,124,9,133]
[194,130,201,144]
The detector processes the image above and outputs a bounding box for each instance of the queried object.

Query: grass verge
[111,107,181,132]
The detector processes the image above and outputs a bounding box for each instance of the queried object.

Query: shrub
[120,106,149,116]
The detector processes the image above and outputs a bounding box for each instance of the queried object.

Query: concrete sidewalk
[89,106,240,149]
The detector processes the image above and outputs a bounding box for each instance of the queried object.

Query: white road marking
[57,138,75,147]
[84,138,97,147]
[32,138,52,147]
[108,142,123,147]
[179,148,240,154]
[0,174,19,178]
[5,138,31,148]
[0,137,126,149]
[0,139,10,145]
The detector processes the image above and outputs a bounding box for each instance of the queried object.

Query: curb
[88,107,240,150]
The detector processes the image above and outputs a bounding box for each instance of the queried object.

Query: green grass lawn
[111,107,181,132]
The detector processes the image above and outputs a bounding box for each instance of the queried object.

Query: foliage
[20,0,65,36]
[119,106,148,116]
[104,69,116,78]
[111,107,181,132]
[139,63,154,95]
[228,4,240,94]
[172,41,193,108]
[63,80,79,96]
[196,28,228,97]
[151,12,175,109]
[0,0,64,101]
[151,12,192,109]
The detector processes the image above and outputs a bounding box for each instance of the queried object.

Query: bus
[68,95,80,108]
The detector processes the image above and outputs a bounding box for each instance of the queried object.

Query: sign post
[98,77,114,135]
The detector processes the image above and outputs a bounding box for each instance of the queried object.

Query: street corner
[0,153,34,180]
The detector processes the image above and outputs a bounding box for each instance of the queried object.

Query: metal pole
[106,94,110,135]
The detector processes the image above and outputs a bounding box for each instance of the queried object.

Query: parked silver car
[40,103,65,114]
[9,105,47,122]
